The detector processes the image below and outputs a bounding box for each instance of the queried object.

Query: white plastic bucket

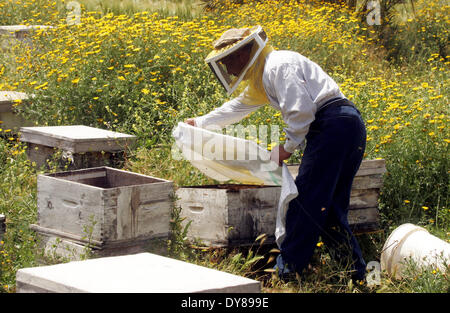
[380,223,450,279]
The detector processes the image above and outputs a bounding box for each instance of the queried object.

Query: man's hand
[185,118,196,126]
[270,144,292,166]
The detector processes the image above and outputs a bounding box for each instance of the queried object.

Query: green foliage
[0,140,38,293]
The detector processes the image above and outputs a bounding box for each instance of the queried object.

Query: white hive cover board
[19,125,136,152]
[0,91,29,103]
[16,253,260,293]
[0,25,52,32]
[20,125,134,140]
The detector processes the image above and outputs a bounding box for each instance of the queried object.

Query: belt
[316,97,355,114]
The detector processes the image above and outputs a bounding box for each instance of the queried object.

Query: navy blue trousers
[280,101,367,280]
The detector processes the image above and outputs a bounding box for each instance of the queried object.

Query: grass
[0,0,449,293]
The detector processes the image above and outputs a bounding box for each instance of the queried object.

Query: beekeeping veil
[205,25,274,105]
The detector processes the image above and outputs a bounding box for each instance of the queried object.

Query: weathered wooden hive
[176,159,386,247]
[288,159,386,234]
[19,125,136,169]
[0,25,52,50]
[176,184,280,247]
[31,167,174,261]
[0,91,32,132]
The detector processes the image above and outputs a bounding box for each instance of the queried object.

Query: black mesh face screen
[208,62,229,92]
[259,29,267,42]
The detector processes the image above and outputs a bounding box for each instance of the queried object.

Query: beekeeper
[185,26,367,282]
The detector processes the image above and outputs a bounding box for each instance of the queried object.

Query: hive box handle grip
[188,206,204,213]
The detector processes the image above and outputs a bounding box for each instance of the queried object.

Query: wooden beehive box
[0,25,52,50]
[31,167,173,261]
[0,91,32,132]
[287,159,386,234]
[0,25,52,38]
[176,159,386,247]
[19,125,136,169]
[176,184,281,247]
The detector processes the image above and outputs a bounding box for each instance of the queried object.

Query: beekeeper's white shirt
[194,50,346,153]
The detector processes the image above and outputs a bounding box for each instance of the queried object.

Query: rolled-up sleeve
[272,65,317,153]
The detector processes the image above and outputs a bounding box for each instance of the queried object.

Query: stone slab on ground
[16,252,261,293]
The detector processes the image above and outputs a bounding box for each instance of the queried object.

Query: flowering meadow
[0,0,448,292]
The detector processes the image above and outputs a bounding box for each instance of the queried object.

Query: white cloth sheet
[173,122,298,247]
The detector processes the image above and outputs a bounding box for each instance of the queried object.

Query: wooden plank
[37,174,105,241]
[176,188,229,245]
[29,224,103,247]
[348,207,379,226]
[352,174,384,189]
[355,167,386,176]
[106,167,165,186]
[228,187,280,241]
[287,159,386,179]
[357,159,386,170]
[49,168,107,182]
[177,186,281,246]
[112,185,172,241]
[351,223,382,235]
[350,188,380,209]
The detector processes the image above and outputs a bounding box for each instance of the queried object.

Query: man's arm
[190,89,264,129]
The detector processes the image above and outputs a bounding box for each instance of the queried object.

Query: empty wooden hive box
[176,159,386,247]
[19,125,136,169]
[31,167,174,261]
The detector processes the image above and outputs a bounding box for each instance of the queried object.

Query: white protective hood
[205,26,268,96]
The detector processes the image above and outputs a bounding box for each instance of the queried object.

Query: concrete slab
[16,252,261,293]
